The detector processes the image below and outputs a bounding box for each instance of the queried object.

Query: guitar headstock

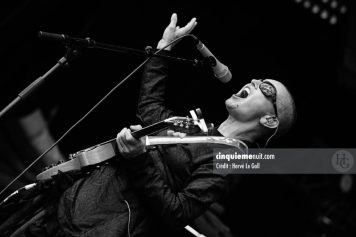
[164,117,197,134]
[164,108,209,135]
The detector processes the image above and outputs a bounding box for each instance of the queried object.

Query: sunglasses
[259,80,278,118]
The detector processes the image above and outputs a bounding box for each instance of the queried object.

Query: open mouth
[234,87,251,99]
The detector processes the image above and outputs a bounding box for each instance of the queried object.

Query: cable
[0,183,37,206]
[264,125,278,148]
[124,200,131,237]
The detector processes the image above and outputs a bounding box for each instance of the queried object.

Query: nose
[251,79,261,88]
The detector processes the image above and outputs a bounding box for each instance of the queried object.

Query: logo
[331,150,354,173]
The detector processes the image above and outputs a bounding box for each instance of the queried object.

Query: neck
[217,116,259,143]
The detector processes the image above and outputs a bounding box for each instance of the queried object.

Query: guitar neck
[78,135,247,168]
[146,136,246,149]
[131,121,169,139]
[98,135,246,159]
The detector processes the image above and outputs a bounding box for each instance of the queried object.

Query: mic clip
[144,46,154,56]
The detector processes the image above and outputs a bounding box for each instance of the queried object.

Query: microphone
[192,36,232,83]
[38,31,95,47]
[38,31,66,41]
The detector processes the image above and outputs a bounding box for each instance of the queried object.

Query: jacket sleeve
[134,50,227,228]
[136,50,174,126]
[125,147,227,229]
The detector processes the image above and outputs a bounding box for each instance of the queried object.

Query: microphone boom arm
[38,31,201,67]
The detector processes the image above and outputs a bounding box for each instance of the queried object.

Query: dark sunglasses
[259,80,278,118]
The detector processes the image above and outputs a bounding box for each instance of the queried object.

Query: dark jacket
[56,50,229,237]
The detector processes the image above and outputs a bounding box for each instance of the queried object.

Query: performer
[120,13,296,237]
[1,13,296,237]
[56,13,296,237]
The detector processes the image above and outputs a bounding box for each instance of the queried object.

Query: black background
[1,0,355,151]
[1,0,355,236]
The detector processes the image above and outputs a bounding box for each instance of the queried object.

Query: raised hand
[157,13,197,50]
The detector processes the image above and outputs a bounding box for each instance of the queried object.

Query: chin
[225,98,238,110]
[225,100,237,118]
[225,99,250,122]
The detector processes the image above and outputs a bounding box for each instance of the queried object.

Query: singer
[143,13,296,145]
[132,13,296,236]
[52,13,297,237]
[4,13,296,237]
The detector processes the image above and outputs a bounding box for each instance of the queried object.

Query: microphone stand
[0,47,80,119]
[0,32,201,119]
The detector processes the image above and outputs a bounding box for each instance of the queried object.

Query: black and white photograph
[0,0,355,236]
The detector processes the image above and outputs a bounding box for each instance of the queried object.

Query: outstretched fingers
[168,13,178,29]
[176,17,197,36]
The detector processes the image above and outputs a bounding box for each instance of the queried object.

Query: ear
[259,115,279,129]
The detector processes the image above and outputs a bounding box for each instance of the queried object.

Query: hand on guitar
[166,130,187,138]
[116,124,188,158]
[116,125,147,159]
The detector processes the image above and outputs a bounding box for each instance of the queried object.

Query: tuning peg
[195,108,203,119]
[69,153,76,160]
[56,160,65,165]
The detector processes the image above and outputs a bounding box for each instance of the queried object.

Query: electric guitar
[36,116,247,181]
